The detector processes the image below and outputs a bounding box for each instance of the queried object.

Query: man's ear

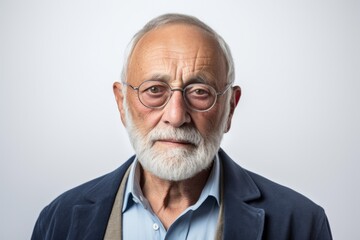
[113,82,127,127]
[224,86,241,133]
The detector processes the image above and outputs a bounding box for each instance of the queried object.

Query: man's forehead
[129,51,224,83]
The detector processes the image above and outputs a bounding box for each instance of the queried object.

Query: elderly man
[32,14,332,239]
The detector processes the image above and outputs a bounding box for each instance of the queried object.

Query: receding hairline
[135,22,219,45]
[130,23,226,63]
[121,13,235,86]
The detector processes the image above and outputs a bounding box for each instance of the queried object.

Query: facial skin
[114,24,241,181]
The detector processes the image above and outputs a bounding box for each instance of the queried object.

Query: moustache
[148,126,202,146]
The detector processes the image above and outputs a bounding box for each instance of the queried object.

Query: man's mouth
[154,139,197,147]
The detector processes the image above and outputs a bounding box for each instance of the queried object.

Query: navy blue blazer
[31,149,332,239]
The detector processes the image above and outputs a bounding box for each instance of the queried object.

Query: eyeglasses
[123,80,231,112]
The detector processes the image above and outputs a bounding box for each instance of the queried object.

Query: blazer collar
[219,149,265,240]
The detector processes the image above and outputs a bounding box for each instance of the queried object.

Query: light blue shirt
[122,154,221,240]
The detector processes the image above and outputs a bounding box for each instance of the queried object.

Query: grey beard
[122,96,229,181]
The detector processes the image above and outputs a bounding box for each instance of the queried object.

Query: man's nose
[162,91,191,127]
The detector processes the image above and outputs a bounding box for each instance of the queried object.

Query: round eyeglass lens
[184,84,217,111]
[138,81,170,108]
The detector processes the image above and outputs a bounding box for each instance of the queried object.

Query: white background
[1,0,359,239]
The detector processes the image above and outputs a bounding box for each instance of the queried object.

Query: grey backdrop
[1,0,359,239]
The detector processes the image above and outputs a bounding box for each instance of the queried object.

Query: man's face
[114,24,240,180]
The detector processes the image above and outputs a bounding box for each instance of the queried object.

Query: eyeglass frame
[122,80,232,112]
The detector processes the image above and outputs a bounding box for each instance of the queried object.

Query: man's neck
[140,165,212,230]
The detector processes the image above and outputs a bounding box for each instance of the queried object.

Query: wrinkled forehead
[127,24,227,86]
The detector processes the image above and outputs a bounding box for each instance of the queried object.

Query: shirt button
[152,223,159,231]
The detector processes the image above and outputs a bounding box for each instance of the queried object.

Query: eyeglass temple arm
[122,82,139,91]
[217,83,233,96]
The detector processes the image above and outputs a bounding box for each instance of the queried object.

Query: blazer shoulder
[31,157,134,239]
[219,149,332,239]
[219,149,323,210]
[245,170,321,209]
[51,158,132,206]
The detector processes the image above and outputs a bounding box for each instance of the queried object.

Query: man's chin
[137,149,215,182]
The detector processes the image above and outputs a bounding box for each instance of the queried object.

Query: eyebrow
[185,73,218,87]
[145,74,171,83]
[185,76,207,85]
[144,73,216,87]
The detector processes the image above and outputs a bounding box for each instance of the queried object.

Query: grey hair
[121,13,235,86]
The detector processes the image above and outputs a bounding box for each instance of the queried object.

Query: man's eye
[194,89,209,95]
[149,86,160,93]
[188,87,210,97]
[144,85,167,94]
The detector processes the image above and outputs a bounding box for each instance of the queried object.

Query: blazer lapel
[219,149,265,240]
[67,158,134,239]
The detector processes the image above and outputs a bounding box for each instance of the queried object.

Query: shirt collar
[122,154,221,213]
